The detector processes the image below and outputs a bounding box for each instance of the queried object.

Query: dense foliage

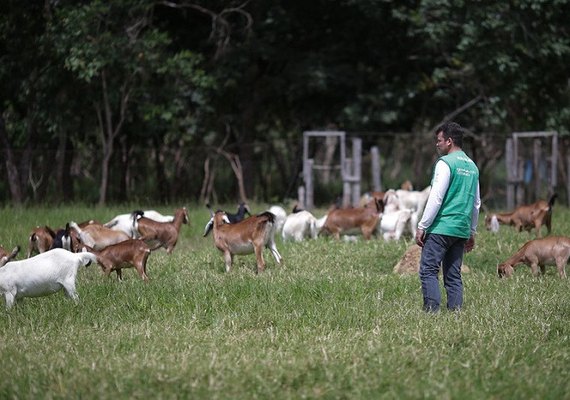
[1,1,569,204]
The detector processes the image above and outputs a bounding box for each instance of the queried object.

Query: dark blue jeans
[419,233,466,312]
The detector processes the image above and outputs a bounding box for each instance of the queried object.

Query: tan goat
[204,210,282,273]
[27,226,56,258]
[320,198,384,240]
[136,207,189,254]
[497,236,570,279]
[70,221,130,251]
[0,245,20,267]
[485,194,557,238]
[82,239,152,282]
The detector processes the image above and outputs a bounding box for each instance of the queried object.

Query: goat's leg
[266,238,282,264]
[116,268,123,281]
[539,264,546,275]
[530,262,540,277]
[556,258,567,279]
[253,245,265,274]
[4,292,15,310]
[223,251,233,272]
[535,221,543,238]
[135,262,149,282]
[62,282,79,303]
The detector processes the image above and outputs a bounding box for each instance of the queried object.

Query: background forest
[1,0,569,206]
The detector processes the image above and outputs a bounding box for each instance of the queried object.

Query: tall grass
[0,204,569,399]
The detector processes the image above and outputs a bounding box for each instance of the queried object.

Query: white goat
[204,210,282,273]
[268,205,287,234]
[378,209,414,241]
[282,210,318,242]
[0,249,96,309]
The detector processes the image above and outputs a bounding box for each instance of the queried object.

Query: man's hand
[464,234,475,253]
[415,228,426,248]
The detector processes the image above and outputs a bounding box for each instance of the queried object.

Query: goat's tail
[78,251,98,267]
[257,211,276,224]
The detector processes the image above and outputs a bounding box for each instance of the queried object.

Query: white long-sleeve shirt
[418,160,481,235]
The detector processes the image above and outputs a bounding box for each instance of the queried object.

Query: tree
[51,0,212,204]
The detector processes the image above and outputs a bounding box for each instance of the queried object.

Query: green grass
[0,204,569,399]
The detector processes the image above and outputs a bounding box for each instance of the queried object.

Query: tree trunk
[153,136,170,203]
[96,69,131,206]
[0,115,23,204]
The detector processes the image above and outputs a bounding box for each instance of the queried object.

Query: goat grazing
[0,245,19,267]
[497,236,570,279]
[136,207,189,254]
[282,210,318,242]
[82,239,152,282]
[70,221,130,251]
[27,226,56,258]
[320,199,384,240]
[0,249,97,309]
[485,194,557,238]
[204,210,282,273]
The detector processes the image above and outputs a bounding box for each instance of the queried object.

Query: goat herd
[0,188,567,310]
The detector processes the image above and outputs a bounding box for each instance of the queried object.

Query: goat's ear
[203,218,214,237]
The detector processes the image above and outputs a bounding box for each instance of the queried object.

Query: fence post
[370,146,382,192]
[352,138,362,207]
[506,138,515,209]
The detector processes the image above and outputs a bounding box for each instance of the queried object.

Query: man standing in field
[415,121,481,312]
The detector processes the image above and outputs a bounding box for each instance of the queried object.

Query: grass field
[0,204,569,399]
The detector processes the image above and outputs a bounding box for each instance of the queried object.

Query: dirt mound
[393,244,470,275]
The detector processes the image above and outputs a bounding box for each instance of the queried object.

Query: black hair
[435,121,463,148]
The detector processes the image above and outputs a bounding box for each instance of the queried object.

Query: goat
[49,223,73,251]
[204,210,282,273]
[319,198,384,240]
[104,210,175,238]
[282,210,318,242]
[136,207,189,254]
[378,209,414,241]
[69,221,130,251]
[27,226,56,258]
[81,240,152,282]
[268,205,287,234]
[206,203,251,224]
[359,191,385,207]
[497,236,570,279]
[485,194,557,238]
[0,249,96,309]
[0,245,20,267]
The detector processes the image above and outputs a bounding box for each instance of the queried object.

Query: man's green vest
[427,150,479,239]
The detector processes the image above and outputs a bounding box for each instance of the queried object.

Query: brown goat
[320,198,384,240]
[83,239,152,281]
[27,226,56,258]
[485,194,557,238]
[498,236,570,279]
[0,245,20,267]
[204,210,282,273]
[136,207,189,254]
[70,221,130,251]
